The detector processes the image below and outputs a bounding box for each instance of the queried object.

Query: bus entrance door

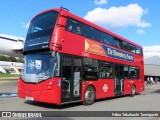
[114,64,124,96]
[61,55,82,104]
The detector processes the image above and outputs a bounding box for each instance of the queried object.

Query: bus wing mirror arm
[56,24,65,27]
[52,43,62,50]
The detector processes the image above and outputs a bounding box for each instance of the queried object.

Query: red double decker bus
[18,8,144,105]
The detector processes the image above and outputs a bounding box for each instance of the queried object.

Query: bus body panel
[81,79,115,101]
[18,78,62,105]
[123,79,144,95]
[123,79,132,95]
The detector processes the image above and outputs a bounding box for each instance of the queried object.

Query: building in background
[0,34,24,74]
[144,56,160,81]
[0,61,23,74]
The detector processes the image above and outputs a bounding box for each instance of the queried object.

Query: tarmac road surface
[0,80,160,120]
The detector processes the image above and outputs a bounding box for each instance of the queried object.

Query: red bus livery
[18,8,144,105]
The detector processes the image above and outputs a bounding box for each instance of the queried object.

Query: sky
[0,0,160,58]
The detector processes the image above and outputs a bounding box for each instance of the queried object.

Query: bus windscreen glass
[21,52,59,83]
[24,11,58,52]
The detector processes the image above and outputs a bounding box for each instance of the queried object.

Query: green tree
[0,55,23,62]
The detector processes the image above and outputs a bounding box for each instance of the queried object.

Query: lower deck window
[99,61,113,78]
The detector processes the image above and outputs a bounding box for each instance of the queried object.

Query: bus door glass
[114,64,124,95]
[61,55,82,103]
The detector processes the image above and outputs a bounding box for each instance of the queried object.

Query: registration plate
[26,96,34,101]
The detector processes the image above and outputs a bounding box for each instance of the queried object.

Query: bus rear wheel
[83,86,95,105]
[131,85,136,97]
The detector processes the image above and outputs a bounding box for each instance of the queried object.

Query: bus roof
[34,8,142,48]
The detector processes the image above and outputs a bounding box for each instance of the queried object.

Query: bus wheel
[131,85,136,97]
[83,86,95,105]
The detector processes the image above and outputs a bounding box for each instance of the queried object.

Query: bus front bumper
[18,78,62,105]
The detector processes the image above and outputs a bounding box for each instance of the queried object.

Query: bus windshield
[24,10,58,52]
[21,52,60,83]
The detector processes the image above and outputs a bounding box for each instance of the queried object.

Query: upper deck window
[83,24,99,41]
[100,31,113,46]
[66,18,82,35]
[122,41,128,51]
[128,44,136,53]
[135,47,143,55]
[113,37,122,49]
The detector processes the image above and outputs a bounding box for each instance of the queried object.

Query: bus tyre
[131,85,136,97]
[83,86,95,105]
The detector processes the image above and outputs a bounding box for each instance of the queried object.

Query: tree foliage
[0,55,23,63]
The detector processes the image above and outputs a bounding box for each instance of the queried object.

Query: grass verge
[0,74,19,78]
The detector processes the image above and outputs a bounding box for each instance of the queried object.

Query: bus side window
[123,66,128,79]
[128,44,136,53]
[99,61,113,79]
[66,19,73,32]
[113,37,122,49]
[83,58,98,80]
[135,67,140,79]
[129,66,139,79]
[66,18,82,35]
[62,56,72,80]
[100,31,113,46]
[122,41,128,51]
[83,24,99,41]
[136,47,142,56]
